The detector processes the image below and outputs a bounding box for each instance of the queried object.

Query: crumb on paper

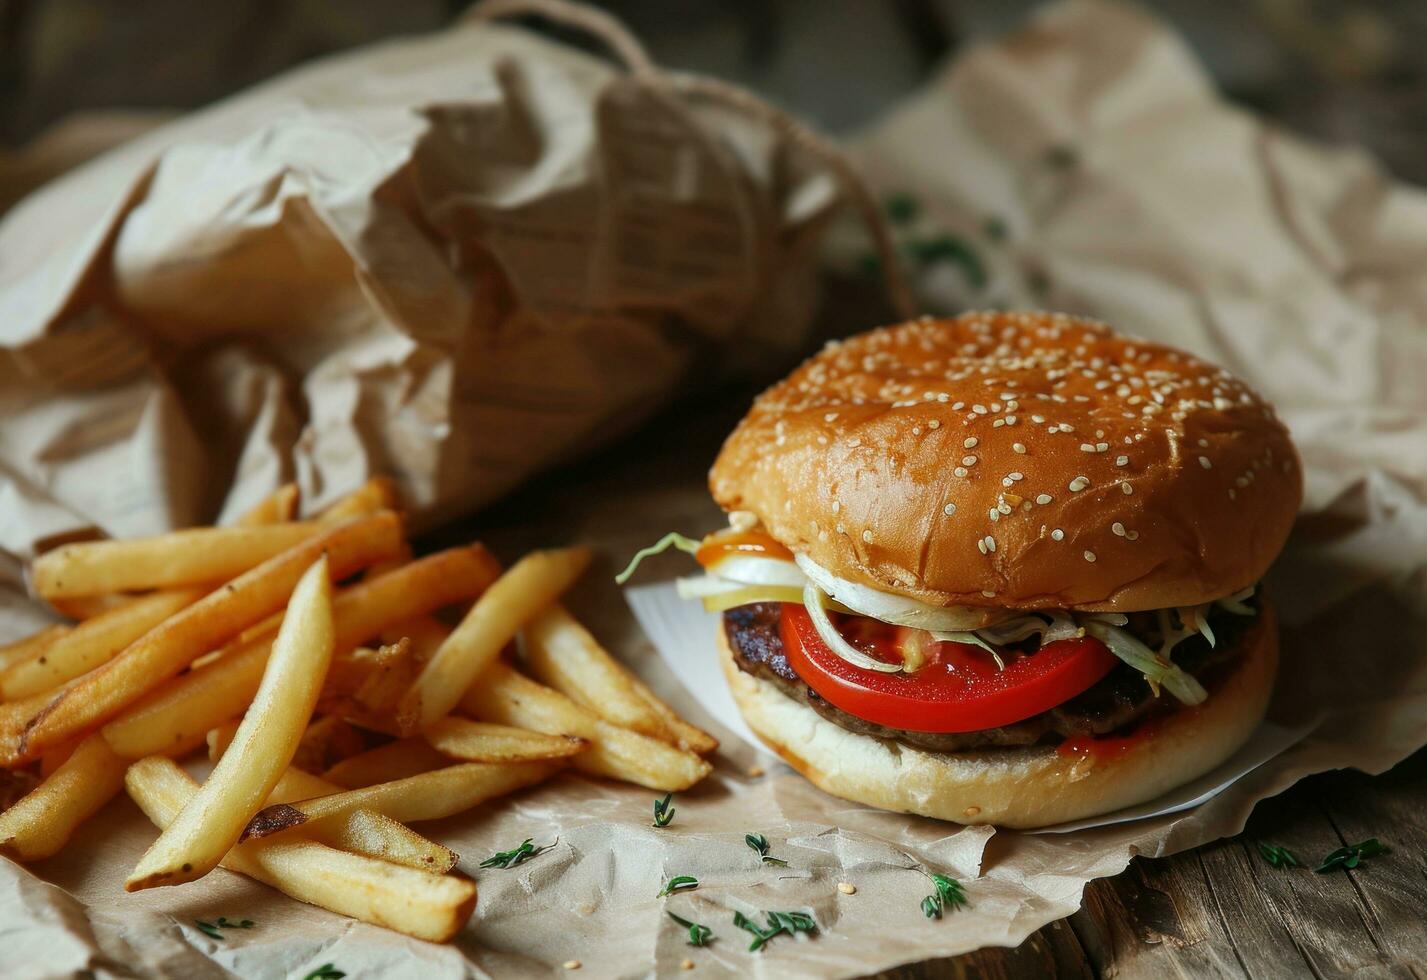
[563,961,581,971]
[681,958,695,970]
[747,765,764,778]
[838,882,857,895]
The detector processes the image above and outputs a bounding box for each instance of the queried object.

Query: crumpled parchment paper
[3,1,1427,977]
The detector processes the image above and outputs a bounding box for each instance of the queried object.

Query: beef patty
[724,602,1256,752]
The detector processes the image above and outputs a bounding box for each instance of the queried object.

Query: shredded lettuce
[1084,621,1208,705]
[614,532,702,584]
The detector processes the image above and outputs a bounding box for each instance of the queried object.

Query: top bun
[710,312,1301,611]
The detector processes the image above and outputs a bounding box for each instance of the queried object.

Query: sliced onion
[794,555,999,631]
[803,583,903,673]
[1179,605,1216,647]
[699,585,809,613]
[704,554,807,588]
[1217,586,1256,616]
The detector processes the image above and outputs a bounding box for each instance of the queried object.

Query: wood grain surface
[434,377,1427,980]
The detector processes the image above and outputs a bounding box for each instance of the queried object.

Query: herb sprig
[667,911,714,946]
[479,838,556,870]
[193,917,254,940]
[653,793,675,828]
[1316,838,1388,873]
[744,833,788,867]
[302,966,345,980]
[658,875,699,897]
[1257,843,1301,868]
[920,873,968,919]
[732,909,817,951]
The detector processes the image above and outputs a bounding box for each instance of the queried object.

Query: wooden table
[437,366,1427,980]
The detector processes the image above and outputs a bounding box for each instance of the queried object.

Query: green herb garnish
[193,917,254,940]
[479,838,555,869]
[1316,838,1388,873]
[744,832,789,867]
[653,793,675,828]
[732,909,817,951]
[667,910,713,946]
[1257,843,1301,868]
[302,966,345,980]
[658,875,699,897]
[921,872,968,919]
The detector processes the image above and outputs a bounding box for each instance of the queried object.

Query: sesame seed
[1036,494,1052,505]
[1008,472,1023,481]
[1096,442,1109,452]
[1084,550,1096,562]
[861,530,872,543]
[973,404,988,414]
[1013,443,1027,453]
[962,455,978,466]
[1051,528,1064,541]
[954,467,968,478]
[984,536,997,553]
[1080,443,1096,453]
[1198,438,1209,447]
[1126,530,1139,540]
[943,502,956,516]
[1121,482,1133,495]
[1031,414,1045,423]
[832,500,840,513]
[993,419,1005,428]
[824,412,839,422]
[998,501,1012,515]
[1115,455,1129,466]
[1112,522,1126,536]
[912,427,921,435]
[1198,456,1212,469]
[1069,476,1090,492]
[928,420,941,429]
[982,590,997,598]
[977,539,987,554]
[963,437,978,449]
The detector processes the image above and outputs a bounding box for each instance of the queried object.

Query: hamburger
[620,311,1300,828]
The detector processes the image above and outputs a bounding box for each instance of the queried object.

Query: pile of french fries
[0,479,715,942]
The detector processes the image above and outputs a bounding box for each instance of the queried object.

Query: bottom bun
[718,601,1278,829]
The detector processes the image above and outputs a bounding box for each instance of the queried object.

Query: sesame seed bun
[710,312,1302,611]
[717,598,1278,828]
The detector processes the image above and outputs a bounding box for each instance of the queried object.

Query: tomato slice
[779,604,1118,733]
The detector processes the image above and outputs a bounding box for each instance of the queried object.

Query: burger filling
[620,518,1261,751]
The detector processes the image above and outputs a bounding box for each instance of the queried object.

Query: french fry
[399,547,591,733]
[101,545,500,759]
[47,595,134,621]
[0,588,207,700]
[235,483,300,526]
[0,624,69,672]
[424,718,587,764]
[126,758,475,943]
[31,522,328,599]
[243,759,562,841]
[318,478,401,524]
[209,722,457,874]
[322,738,450,789]
[21,512,402,761]
[461,663,711,792]
[127,556,337,890]
[383,615,451,665]
[523,604,717,754]
[292,715,366,774]
[0,735,127,861]
[316,640,414,734]
[0,770,38,811]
